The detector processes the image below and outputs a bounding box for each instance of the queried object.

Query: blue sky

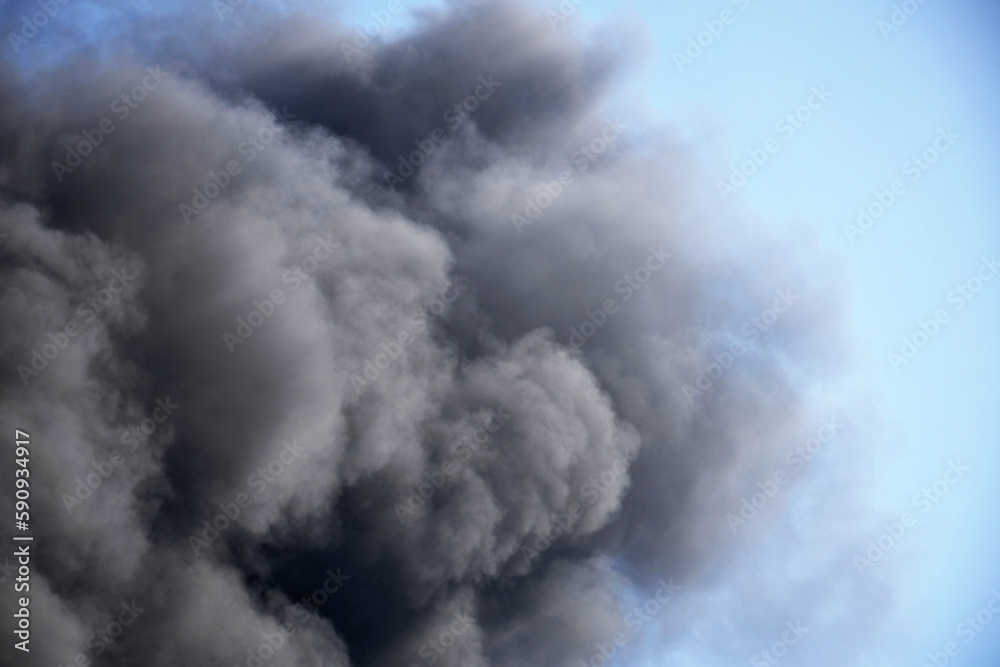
[603,0,1000,663]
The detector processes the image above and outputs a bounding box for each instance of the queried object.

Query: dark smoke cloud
[0,1,874,666]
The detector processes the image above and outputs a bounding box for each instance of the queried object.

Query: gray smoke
[0,1,875,666]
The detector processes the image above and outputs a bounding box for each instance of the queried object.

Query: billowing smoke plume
[0,1,871,666]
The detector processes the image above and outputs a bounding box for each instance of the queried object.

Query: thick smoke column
[0,1,863,666]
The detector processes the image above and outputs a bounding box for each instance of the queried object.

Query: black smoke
[0,2,868,666]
